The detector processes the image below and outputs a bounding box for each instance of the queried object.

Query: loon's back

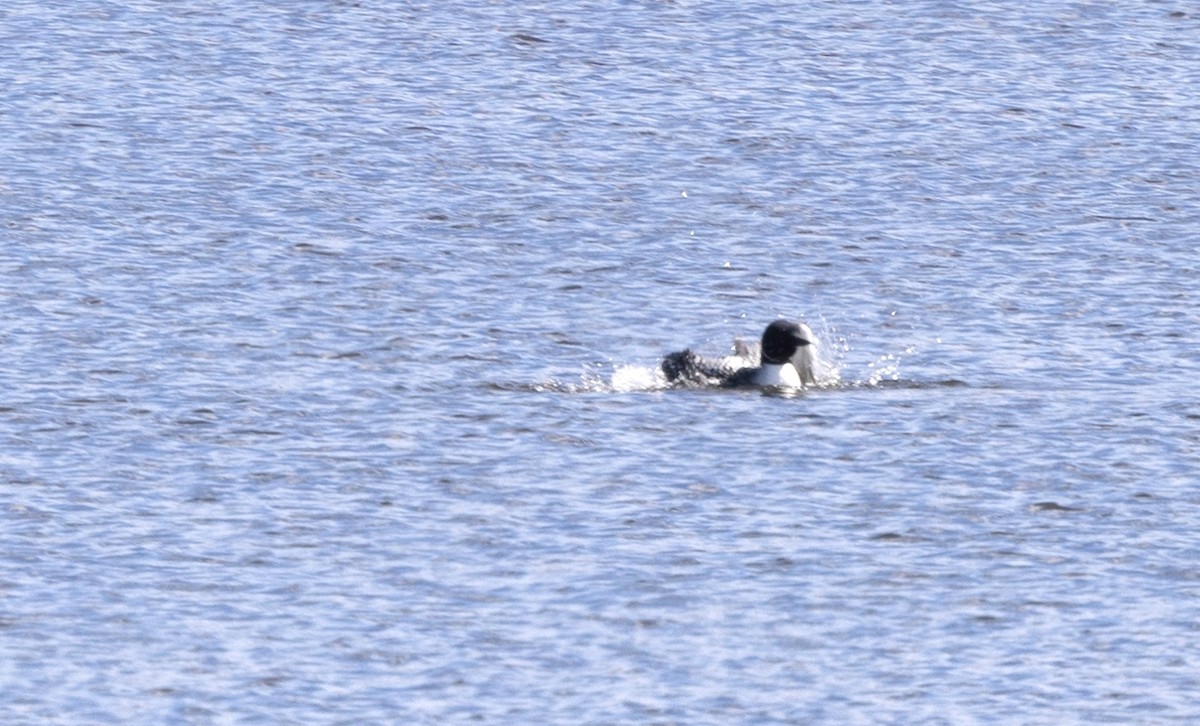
[660,348,750,387]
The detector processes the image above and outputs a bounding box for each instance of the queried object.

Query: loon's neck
[791,345,816,385]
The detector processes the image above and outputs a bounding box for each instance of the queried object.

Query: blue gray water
[3,1,1200,723]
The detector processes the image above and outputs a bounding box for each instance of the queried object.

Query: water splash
[808,315,846,388]
[609,363,667,393]
[508,363,669,394]
[864,345,919,386]
[809,316,930,387]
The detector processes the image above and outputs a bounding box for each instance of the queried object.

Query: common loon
[661,320,816,388]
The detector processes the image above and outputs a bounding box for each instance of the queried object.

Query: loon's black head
[760,319,812,364]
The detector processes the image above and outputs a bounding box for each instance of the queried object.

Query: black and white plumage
[661,320,817,389]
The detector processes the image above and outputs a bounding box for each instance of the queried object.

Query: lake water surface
[3,1,1200,723]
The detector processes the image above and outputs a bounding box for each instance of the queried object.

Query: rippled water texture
[3,1,1200,723]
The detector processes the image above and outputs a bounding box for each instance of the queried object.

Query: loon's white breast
[751,362,801,388]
